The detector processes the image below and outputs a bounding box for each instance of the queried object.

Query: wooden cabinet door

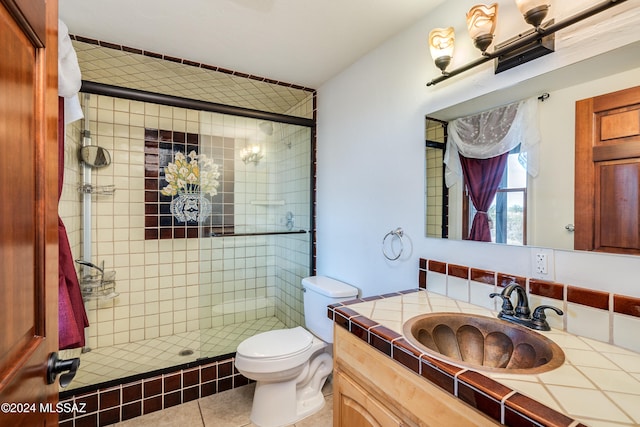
[575,85,640,254]
[333,370,405,427]
[0,0,60,425]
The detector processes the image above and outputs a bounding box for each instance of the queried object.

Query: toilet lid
[237,326,313,359]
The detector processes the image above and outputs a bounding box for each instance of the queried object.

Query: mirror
[79,145,111,168]
[425,41,640,251]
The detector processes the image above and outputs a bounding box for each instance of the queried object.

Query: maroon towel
[58,97,89,349]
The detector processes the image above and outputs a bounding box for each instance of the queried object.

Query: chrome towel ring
[382,227,404,261]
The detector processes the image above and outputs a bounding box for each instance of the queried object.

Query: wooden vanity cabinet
[333,326,499,427]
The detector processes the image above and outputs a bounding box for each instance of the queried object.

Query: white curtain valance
[443,97,540,188]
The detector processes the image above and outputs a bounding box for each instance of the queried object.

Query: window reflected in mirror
[463,146,527,245]
[426,117,528,245]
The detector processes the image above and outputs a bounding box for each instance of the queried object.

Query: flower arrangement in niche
[161,151,220,223]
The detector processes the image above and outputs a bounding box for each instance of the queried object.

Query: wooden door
[575,85,640,254]
[0,0,60,425]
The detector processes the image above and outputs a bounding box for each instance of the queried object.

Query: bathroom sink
[403,313,564,374]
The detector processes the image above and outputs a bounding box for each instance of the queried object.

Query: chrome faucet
[490,282,563,331]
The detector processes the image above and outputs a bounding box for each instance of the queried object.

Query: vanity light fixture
[427,0,628,86]
[428,27,455,73]
[240,145,263,165]
[466,3,499,53]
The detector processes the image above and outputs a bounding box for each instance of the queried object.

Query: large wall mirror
[425,41,640,252]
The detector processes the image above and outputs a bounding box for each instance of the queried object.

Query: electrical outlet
[535,253,547,274]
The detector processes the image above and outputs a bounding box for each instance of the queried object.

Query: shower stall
[59,78,314,390]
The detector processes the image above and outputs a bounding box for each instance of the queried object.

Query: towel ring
[382,227,404,261]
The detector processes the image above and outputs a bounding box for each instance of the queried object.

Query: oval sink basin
[403,313,564,374]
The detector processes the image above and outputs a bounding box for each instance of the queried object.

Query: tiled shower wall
[58,93,312,351]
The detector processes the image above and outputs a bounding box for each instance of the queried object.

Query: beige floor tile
[111,379,334,427]
[112,400,203,427]
[200,384,256,427]
[294,395,333,427]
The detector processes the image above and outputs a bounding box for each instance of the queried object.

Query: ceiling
[58,0,445,89]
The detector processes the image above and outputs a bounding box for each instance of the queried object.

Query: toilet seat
[237,326,313,360]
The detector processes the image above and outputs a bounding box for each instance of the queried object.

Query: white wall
[316,0,640,298]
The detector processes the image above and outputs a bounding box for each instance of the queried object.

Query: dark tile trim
[567,286,609,310]
[497,273,526,288]
[428,260,447,274]
[419,268,427,288]
[529,279,564,300]
[58,355,250,426]
[369,325,400,356]
[448,263,469,280]
[470,268,495,286]
[505,393,574,427]
[350,316,378,342]
[420,356,456,394]
[613,294,640,318]
[456,373,506,423]
[392,339,422,374]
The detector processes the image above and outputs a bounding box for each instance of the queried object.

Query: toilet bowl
[235,276,358,427]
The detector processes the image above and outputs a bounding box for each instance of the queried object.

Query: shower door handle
[46,352,80,388]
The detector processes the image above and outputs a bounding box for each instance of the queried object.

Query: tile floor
[107,381,333,427]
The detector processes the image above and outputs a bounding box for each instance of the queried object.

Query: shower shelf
[210,229,308,237]
[78,184,116,195]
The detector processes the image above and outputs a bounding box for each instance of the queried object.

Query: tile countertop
[330,289,640,427]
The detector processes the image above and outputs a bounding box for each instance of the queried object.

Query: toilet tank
[302,276,358,343]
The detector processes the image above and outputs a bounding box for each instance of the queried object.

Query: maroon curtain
[58,97,89,349]
[459,153,509,242]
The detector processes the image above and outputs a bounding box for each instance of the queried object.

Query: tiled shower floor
[66,317,287,390]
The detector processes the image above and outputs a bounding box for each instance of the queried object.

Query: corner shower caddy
[76,92,118,302]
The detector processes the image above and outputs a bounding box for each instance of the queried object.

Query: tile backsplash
[419,258,640,353]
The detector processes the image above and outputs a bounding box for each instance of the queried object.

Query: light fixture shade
[429,27,455,71]
[514,0,551,27]
[466,4,498,52]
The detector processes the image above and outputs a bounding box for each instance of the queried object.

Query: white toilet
[235,276,358,427]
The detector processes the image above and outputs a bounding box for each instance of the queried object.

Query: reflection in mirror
[427,117,529,245]
[425,118,448,239]
[424,41,640,252]
[79,145,111,168]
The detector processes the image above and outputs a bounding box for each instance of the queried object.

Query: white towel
[58,20,83,124]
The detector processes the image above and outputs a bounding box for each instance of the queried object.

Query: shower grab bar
[210,229,308,238]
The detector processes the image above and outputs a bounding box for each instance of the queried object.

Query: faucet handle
[490,292,515,315]
[530,305,564,331]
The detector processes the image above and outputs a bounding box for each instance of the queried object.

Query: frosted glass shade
[466,4,498,52]
[429,27,455,71]
[466,4,498,40]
